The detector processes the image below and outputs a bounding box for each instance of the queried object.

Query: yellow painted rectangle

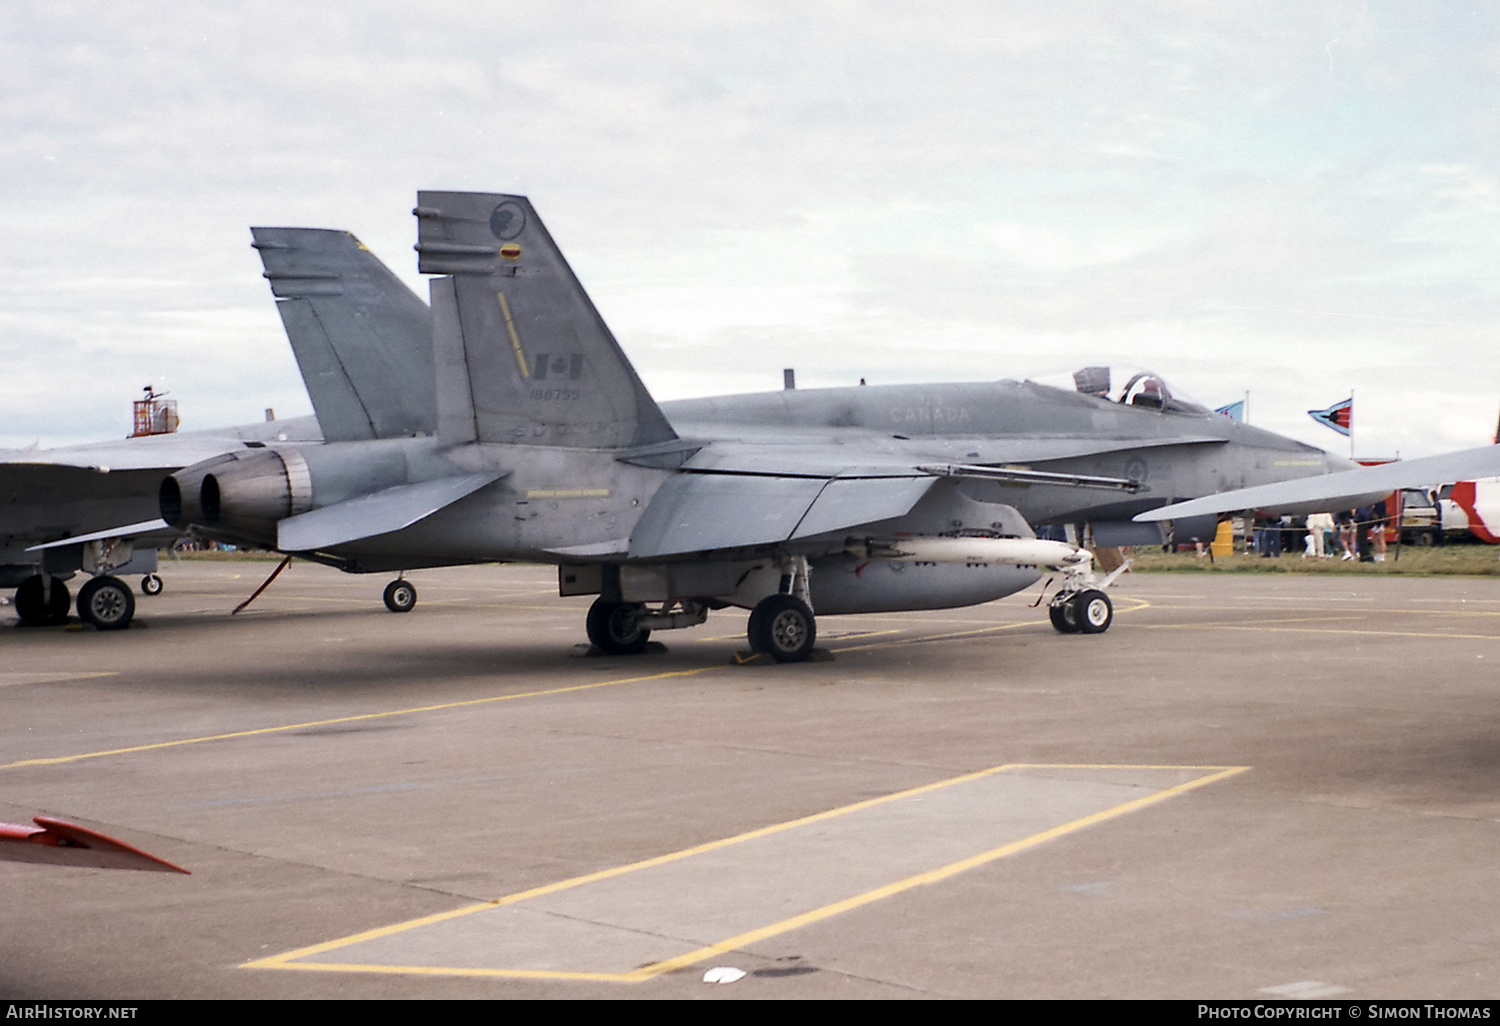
[246,763,1245,982]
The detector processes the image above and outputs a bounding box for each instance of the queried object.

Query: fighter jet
[1,228,430,630]
[155,191,1351,661]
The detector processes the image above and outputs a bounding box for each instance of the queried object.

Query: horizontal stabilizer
[0,817,189,873]
[27,518,170,551]
[277,471,506,552]
[1134,443,1500,522]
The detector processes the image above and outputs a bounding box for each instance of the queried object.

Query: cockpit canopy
[1031,365,1210,415]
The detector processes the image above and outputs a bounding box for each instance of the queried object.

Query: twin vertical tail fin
[252,227,435,442]
[413,192,678,450]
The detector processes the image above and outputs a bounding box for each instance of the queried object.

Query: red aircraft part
[1449,480,1500,544]
[0,816,189,873]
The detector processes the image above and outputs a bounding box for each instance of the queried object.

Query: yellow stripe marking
[0,671,118,688]
[497,291,528,379]
[1146,624,1500,641]
[0,668,713,770]
[244,762,1246,982]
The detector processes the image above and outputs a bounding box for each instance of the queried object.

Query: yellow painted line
[622,764,1246,983]
[1144,624,1500,641]
[496,292,529,379]
[0,667,715,770]
[0,671,118,688]
[245,762,1246,982]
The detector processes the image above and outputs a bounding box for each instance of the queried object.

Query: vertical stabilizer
[252,228,435,442]
[413,192,677,450]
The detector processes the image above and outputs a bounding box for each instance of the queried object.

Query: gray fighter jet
[1,229,429,630]
[156,192,1351,661]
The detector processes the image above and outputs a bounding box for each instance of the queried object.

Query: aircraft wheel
[1048,598,1079,634]
[1072,589,1113,634]
[747,593,817,663]
[14,575,71,627]
[383,579,417,613]
[77,576,135,631]
[141,574,164,596]
[586,598,650,655]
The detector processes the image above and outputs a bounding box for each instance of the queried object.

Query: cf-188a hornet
[155,192,1350,661]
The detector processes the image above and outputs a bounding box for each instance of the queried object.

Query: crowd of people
[1249,502,1389,562]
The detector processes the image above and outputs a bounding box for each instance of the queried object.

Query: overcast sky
[4,2,1499,457]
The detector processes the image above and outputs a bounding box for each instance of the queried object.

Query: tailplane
[413,192,676,450]
[252,227,434,442]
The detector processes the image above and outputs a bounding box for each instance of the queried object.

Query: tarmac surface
[2,559,1498,1000]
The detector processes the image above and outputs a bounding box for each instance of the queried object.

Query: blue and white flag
[1308,398,1353,436]
[1214,400,1245,422]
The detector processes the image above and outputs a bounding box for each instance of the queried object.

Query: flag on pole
[1214,400,1245,421]
[1308,397,1353,436]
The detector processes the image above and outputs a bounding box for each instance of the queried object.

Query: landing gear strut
[746,554,818,663]
[14,575,71,627]
[747,593,817,662]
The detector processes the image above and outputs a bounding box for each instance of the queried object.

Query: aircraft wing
[1134,443,1500,522]
[629,473,939,558]
[0,416,322,474]
[0,817,189,873]
[627,434,1234,557]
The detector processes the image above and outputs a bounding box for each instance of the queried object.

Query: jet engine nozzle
[179,448,313,547]
[160,452,240,529]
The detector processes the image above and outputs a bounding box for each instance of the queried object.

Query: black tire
[1073,589,1113,634]
[586,598,650,655]
[77,576,135,630]
[383,579,417,613]
[1048,598,1079,633]
[141,573,164,596]
[14,575,71,627]
[747,593,817,663]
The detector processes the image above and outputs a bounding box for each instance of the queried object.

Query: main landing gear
[77,576,135,631]
[13,573,138,630]
[14,575,71,627]
[586,599,651,655]
[743,554,818,663]
[747,592,817,662]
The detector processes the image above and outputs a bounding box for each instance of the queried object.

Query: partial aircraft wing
[0,416,322,473]
[1135,442,1500,521]
[0,816,189,873]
